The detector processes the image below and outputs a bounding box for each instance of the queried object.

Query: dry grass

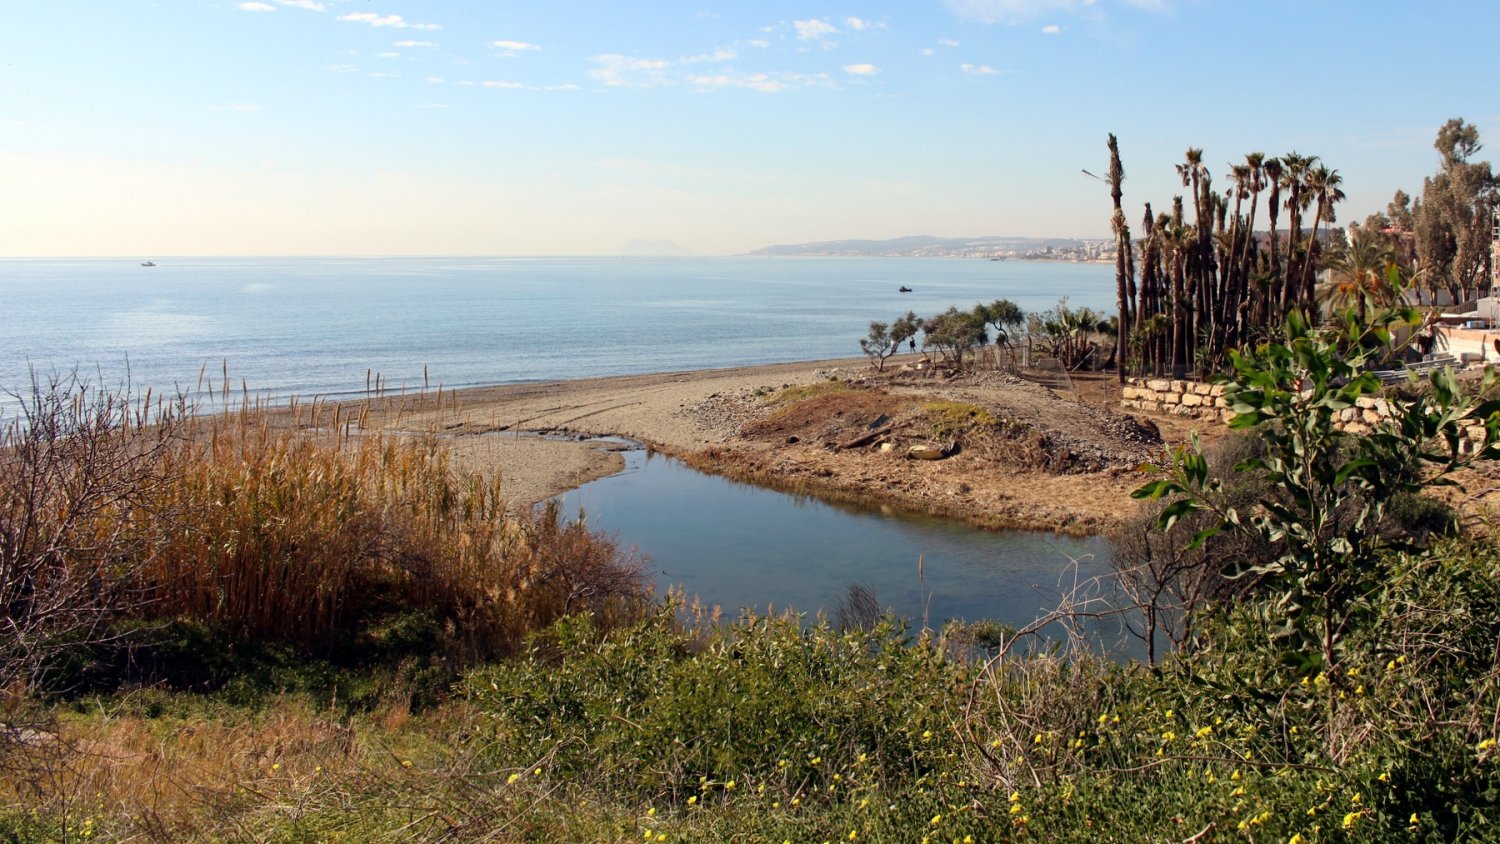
[2,378,650,703]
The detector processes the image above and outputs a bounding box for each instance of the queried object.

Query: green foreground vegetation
[3,308,1500,842]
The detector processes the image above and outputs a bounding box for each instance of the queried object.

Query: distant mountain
[745,235,1109,259]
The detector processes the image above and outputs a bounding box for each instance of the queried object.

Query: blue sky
[3,0,1497,256]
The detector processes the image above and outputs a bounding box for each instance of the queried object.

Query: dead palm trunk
[1108,134,1131,383]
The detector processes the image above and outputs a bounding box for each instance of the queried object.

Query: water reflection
[556,445,1134,650]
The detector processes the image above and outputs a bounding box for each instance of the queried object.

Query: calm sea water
[0,256,1113,406]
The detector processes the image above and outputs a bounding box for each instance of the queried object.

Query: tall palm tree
[1300,165,1346,303]
[1262,157,1285,309]
[1279,152,1318,309]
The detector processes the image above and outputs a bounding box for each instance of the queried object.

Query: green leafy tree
[859,321,900,371]
[972,299,1024,369]
[1412,118,1498,303]
[859,311,923,371]
[921,306,988,369]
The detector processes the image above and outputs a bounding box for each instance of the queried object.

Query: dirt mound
[741,390,913,445]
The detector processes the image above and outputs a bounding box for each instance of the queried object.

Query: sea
[0,256,1115,408]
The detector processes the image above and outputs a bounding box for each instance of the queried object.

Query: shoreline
[353,353,1189,535]
[360,355,872,510]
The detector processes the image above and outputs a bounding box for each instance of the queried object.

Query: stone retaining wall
[1120,377,1489,451]
[1120,378,1233,423]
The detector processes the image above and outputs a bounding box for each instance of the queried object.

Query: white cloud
[493,40,541,52]
[793,19,838,41]
[590,54,673,88]
[1041,23,1062,33]
[326,64,359,73]
[921,48,936,56]
[842,63,878,75]
[425,76,444,84]
[411,23,441,31]
[238,2,275,11]
[395,40,436,48]
[845,17,871,30]
[276,0,325,10]
[544,84,582,91]
[482,80,524,89]
[939,38,961,47]
[378,52,401,58]
[370,72,399,78]
[681,48,737,64]
[747,39,770,48]
[338,12,441,30]
[961,63,1001,75]
[685,71,832,93]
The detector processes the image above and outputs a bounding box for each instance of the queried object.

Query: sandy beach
[361,357,862,508]
[349,353,1209,535]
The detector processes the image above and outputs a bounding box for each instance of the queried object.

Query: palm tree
[1279,152,1318,309]
[1300,165,1345,303]
[1262,157,1285,308]
[1319,227,1399,322]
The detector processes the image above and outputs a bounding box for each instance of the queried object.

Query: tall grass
[1,376,648,699]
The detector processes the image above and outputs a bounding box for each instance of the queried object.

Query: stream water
[556,444,1128,644]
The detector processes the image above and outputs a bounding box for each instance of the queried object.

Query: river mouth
[554,440,1129,646]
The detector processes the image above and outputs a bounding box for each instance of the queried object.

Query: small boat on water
[140,261,156,267]
[898,285,912,293]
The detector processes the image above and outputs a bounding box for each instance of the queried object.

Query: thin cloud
[939,38,961,47]
[1042,24,1062,33]
[395,40,436,48]
[277,0,325,10]
[238,2,275,11]
[482,80,524,89]
[845,17,886,31]
[590,54,673,88]
[493,40,541,52]
[377,52,401,58]
[961,63,1001,75]
[681,48,737,64]
[793,19,838,41]
[326,64,359,73]
[425,76,444,84]
[747,39,770,48]
[685,71,833,93]
[338,12,441,30]
[842,63,878,76]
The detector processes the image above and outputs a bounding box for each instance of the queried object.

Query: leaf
[1157,498,1203,533]
[1186,523,1224,551]
[1131,480,1180,500]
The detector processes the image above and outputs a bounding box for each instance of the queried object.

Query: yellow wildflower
[1342,811,1361,830]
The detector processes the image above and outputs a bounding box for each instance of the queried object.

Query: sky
[3,0,1498,257]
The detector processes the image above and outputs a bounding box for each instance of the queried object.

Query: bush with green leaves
[1134,308,1499,674]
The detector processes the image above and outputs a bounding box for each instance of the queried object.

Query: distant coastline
[744,234,1114,262]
